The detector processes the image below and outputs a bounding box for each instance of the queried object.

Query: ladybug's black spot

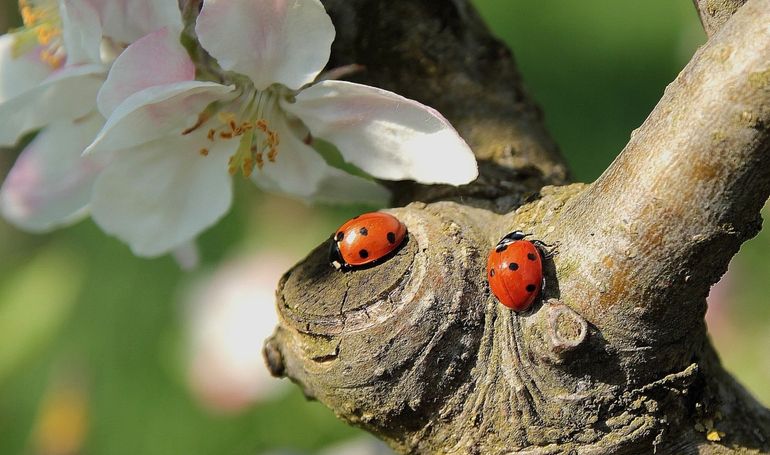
[359,227,368,236]
[508,262,519,271]
[495,244,508,253]
[527,253,537,261]
[490,269,495,277]
[359,249,369,259]
[387,232,396,244]
[336,232,344,241]
[526,284,536,292]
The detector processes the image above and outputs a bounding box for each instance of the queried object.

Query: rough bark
[692,0,747,37]
[264,0,770,453]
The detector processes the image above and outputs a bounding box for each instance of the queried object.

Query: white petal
[196,0,334,90]
[88,0,184,43]
[97,28,195,117]
[0,32,53,102]
[0,114,105,231]
[283,80,478,185]
[90,128,233,257]
[60,0,103,64]
[85,81,234,155]
[252,114,390,204]
[0,64,104,146]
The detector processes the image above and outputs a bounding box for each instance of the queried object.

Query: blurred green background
[0,1,768,454]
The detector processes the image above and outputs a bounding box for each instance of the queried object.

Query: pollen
[189,91,281,177]
[15,0,65,68]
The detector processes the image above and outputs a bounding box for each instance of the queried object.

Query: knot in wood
[265,202,492,443]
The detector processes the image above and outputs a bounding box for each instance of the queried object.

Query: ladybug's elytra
[330,212,407,270]
[486,231,552,311]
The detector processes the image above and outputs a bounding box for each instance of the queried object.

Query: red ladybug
[330,212,407,270]
[486,231,552,311]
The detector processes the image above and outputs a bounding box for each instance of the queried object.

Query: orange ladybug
[330,212,407,270]
[487,231,552,311]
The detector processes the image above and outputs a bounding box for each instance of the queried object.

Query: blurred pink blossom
[185,252,292,413]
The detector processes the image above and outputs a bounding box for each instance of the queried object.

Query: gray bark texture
[264,0,770,453]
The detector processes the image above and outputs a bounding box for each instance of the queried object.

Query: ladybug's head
[499,230,529,244]
[328,236,347,270]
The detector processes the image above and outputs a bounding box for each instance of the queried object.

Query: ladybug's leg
[533,240,558,260]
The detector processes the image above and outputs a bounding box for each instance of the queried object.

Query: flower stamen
[190,91,281,177]
[14,0,65,68]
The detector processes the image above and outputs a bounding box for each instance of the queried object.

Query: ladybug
[329,212,407,270]
[486,231,552,311]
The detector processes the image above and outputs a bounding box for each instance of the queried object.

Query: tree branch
[692,0,746,37]
[551,0,770,377]
[265,0,770,453]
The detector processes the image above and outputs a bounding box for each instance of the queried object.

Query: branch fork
[265,0,770,453]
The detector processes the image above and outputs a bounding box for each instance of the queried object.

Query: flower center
[14,0,65,68]
[185,87,281,178]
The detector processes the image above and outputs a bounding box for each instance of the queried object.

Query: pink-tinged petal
[60,0,103,64]
[172,240,200,270]
[185,254,291,412]
[85,81,235,155]
[0,114,105,231]
[0,33,53,102]
[0,64,104,146]
[196,0,334,90]
[252,114,390,204]
[283,80,478,185]
[97,28,195,117]
[90,128,233,257]
[85,0,183,43]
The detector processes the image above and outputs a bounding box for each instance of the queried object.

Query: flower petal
[90,128,233,257]
[87,0,184,43]
[282,80,478,185]
[0,114,105,231]
[60,0,103,64]
[85,81,234,155]
[196,0,334,90]
[252,115,390,205]
[0,64,104,146]
[97,27,195,117]
[0,32,53,102]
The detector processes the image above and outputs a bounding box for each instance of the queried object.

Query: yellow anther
[21,7,39,26]
[255,152,264,169]
[267,147,277,163]
[37,24,59,45]
[219,131,233,139]
[227,156,238,175]
[268,130,279,146]
[207,129,216,141]
[244,157,256,175]
[199,148,209,157]
[39,48,63,68]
